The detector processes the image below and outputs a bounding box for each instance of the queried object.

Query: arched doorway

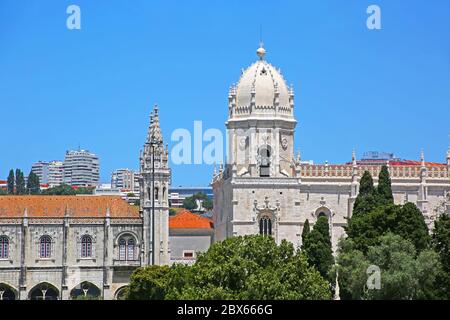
[70,281,101,300]
[29,282,59,300]
[0,283,17,300]
[114,286,128,300]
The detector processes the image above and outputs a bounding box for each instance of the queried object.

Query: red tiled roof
[169,210,213,229]
[345,160,446,167]
[389,160,446,167]
[0,196,140,218]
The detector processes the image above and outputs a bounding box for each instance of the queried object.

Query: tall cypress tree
[377,165,394,205]
[15,169,26,195]
[394,202,430,252]
[302,216,334,283]
[301,219,310,247]
[7,169,14,194]
[433,214,450,299]
[26,171,41,195]
[353,171,377,216]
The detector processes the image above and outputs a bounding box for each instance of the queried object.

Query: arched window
[39,236,52,258]
[81,235,92,258]
[127,239,135,261]
[119,239,126,261]
[0,236,9,259]
[155,187,159,201]
[118,235,136,261]
[259,216,272,236]
[259,146,271,177]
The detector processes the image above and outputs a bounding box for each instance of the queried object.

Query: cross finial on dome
[257,42,266,60]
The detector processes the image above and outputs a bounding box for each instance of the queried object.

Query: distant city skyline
[1,0,449,186]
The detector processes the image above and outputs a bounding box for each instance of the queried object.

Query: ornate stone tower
[212,45,301,244]
[140,105,170,265]
[226,44,297,178]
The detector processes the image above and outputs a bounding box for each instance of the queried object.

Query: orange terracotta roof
[169,210,213,229]
[0,196,140,218]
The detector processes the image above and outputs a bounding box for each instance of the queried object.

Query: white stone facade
[0,106,171,300]
[212,45,450,251]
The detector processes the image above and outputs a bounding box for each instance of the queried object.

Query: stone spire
[295,149,301,165]
[148,104,163,144]
[421,149,426,168]
[447,136,450,167]
[351,149,359,198]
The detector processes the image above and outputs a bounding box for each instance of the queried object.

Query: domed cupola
[228,44,295,120]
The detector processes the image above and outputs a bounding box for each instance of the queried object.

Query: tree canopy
[302,216,334,283]
[26,171,41,195]
[432,213,450,299]
[352,171,377,217]
[182,192,213,211]
[336,233,441,300]
[301,219,310,246]
[41,184,94,195]
[7,169,14,194]
[15,169,26,195]
[127,235,332,300]
[376,165,394,205]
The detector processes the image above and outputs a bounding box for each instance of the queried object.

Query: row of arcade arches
[0,282,128,300]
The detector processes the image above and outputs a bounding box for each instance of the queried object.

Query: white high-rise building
[31,161,49,184]
[111,168,140,194]
[48,161,64,187]
[63,150,100,187]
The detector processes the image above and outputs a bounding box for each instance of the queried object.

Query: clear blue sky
[1,0,449,187]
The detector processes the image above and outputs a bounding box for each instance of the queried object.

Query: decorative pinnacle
[256,42,266,60]
[296,150,301,164]
[421,149,425,167]
[352,149,357,166]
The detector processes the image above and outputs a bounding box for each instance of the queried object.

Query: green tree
[127,235,332,300]
[394,202,431,252]
[169,208,177,216]
[301,219,310,246]
[15,169,26,195]
[432,213,450,299]
[7,169,14,194]
[302,216,334,283]
[346,202,430,254]
[345,204,398,253]
[336,233,441,300]
[182,192,213,211]
[0,189,7,196]
[377,165,394,205]
[127,265,170,300]
[353,171,377,216]
[26,171,41,195]
[42,184,76,195]
[74,187,94,195]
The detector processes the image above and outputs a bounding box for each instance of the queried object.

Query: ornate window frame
[254,197,280,241]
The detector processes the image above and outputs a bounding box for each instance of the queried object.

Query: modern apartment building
[31,161,50,184]
[111,169,140,195]
[47,161,64,187]
[63,150,100,187]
